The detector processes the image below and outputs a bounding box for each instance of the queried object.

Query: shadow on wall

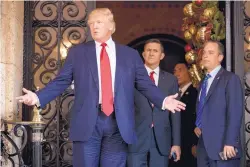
[127,34,187,74]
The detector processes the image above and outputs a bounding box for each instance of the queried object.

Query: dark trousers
[73,109,127,167]
[197,136,240,167]
[127,128,169,167]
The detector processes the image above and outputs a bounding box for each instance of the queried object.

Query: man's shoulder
[160,70,177,81]
[221,69,240,81]
[69,41,94,51]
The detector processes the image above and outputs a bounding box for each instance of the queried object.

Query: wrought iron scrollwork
[0,121,28,167]
[24,1,88,166]
[244,1,250,166]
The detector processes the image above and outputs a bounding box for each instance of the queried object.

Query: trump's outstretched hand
[16,88,39,106]
[164,93,185,113]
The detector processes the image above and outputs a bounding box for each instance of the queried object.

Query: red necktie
[150,71,155,128]
[150,71,155,84]
[100,43,114,116]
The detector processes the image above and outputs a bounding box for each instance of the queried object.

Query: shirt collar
[180,82,192,94]
[144,65,160,76]
[95,37,113,48]
[208,65,221,78]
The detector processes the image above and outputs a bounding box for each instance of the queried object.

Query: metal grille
[23,1,91,166]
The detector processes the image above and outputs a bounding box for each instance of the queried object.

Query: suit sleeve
[224,74,243,146]
[134,50,166,109]
[170,77,181,146]
[36,47,75,108]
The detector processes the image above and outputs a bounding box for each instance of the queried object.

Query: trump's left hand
[164,93,186,113]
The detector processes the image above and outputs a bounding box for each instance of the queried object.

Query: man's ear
[142,51,146,59]
[219,54,224,62]
[160,53,165,60]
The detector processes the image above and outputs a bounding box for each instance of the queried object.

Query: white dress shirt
[180,82,192,97]
[145,65,160,86]
[95,38,116,103]
[199,65,221,99]
[206,65,221,94]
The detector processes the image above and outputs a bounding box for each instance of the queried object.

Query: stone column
[0,1,24,123]
[0,1,24,166]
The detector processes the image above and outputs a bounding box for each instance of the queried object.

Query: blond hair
[88,8,116,34]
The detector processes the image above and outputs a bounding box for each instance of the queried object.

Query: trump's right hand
[16,88,39,106]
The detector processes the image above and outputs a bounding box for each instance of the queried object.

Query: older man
[16,8,185,167]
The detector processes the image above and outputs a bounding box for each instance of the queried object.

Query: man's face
[202,42,223,72]
[88,13,113,43]
[142,42,164,67]
[174,63,191,86]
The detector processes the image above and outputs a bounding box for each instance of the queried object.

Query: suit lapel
[86,41,99,90]
[203,67,224,105]
[158,70,165,91]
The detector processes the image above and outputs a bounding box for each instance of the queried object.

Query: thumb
[22,88,30,94]
[172,93,178,98]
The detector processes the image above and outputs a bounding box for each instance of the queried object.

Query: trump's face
[88,12,113,43]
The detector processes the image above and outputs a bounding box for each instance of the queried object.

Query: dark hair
[144,38,164,53]
[175,60,189,68]
[203,40,224,56]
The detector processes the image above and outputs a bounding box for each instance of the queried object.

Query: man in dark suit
[127,39,181,167]
[16,8,185,167]
[170,62,198,167]
[195,40,243,167]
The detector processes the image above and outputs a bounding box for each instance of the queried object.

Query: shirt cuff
[35,100,41,109]
[161,97,167,110]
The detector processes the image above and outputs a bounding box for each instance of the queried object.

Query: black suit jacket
[128,70,181,156]
[180,84,198,149]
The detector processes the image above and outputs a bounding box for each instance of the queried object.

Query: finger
[198,130,201,136]
[231,149,236,157]
[178,101,186,107]
[176,152,181,161]
[171,109,176,113]
[22,88,30,94]
[16,96,24,100]
[175,107,181,112]
[227,149,233,159]
[177,104,185,111]
[229,148,236,158]
[172,93,178,98]
[18,99,24,103]
[224,149,228,160]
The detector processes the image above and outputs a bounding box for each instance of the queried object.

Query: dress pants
[73,108,127,167]
[127,128,169,167]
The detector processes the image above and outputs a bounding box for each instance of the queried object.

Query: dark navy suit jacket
[128,70,181,156]
[197,67,243,160]
[36,41,166,144]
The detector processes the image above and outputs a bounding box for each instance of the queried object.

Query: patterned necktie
[100,43,113,116]
[195,74,211,128]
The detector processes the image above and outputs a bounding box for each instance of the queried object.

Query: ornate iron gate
[23,1,94,166]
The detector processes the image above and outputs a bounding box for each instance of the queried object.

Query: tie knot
[150,71,155,76]
[101,43,107,47]
[205,74,211,80]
